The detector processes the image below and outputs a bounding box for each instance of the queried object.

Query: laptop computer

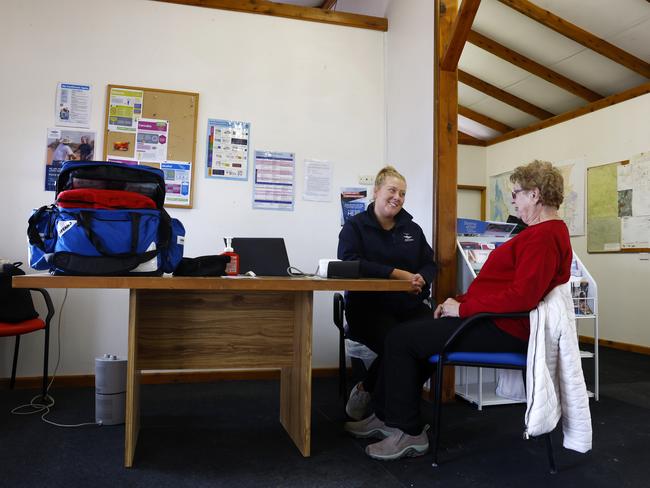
[230,237,291,277]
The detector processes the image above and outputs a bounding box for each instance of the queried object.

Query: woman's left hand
[439,298,461,318]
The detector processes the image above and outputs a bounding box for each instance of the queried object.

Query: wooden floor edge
[579,335,650,356]
[1,367,342,390]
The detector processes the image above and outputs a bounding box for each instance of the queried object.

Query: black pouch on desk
[0,262,39,323]
[173,255,230,277]
[327,260,360,279]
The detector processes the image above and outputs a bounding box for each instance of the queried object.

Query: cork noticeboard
[103,85,199,208]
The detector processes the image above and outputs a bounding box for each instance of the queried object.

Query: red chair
[0,288,54,400]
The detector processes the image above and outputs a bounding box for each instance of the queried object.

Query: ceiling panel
[532,0,650,40]
[459,116,501,140]
[550,50,648,96]
[473,0,586,65]
[467,96,539,128]
[505,76,586,114]
[609,18,650,61]
[458,84,489,106]
[459,44,533,88]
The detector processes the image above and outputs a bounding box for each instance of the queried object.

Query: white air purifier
[95,354,127,426]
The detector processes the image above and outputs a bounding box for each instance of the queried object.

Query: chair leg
[339,331,347,410]
[544,433,557,474]
[41,323,51,401]
[431,361,445,467]
[10,335,21,389]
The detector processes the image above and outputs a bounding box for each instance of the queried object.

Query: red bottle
[222,237,240,276]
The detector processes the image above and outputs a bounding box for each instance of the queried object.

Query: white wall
[486,94,650,347]
[0,0,386,377]
[384,0,435,240]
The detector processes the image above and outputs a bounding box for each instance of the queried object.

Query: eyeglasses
[511,189,526,199]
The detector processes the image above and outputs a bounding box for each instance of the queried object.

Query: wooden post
[435,0,459,402]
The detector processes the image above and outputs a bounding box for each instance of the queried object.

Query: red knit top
[457,219,572,342]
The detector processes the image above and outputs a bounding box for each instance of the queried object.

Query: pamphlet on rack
[457,218,517,237]
[457,218,517,274]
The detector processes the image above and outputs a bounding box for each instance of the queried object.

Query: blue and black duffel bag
[28,161,185,276]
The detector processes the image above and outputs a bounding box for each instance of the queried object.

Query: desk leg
[124,289,141,467]
[280,291,313,457]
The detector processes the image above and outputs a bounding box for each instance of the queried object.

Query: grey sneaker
[345,382,372,420]
[344,413,396,439]
[365,426,430,460]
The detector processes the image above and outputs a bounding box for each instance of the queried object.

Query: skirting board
[579,336,650,356]
[0,367,341,390]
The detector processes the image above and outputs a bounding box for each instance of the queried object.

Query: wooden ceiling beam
[152,0,388,31]
[468,30,602,102]
[440,0,482,71]
[458,70,554,119]
[320,0,337,10]
[487,81,650,145]
[458,104,513,133]
[458,131,487,146]
[497,0,650,78]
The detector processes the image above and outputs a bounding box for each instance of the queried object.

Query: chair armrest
[29,288,55,327]
[333,292,345,332]
[441,311,530,354]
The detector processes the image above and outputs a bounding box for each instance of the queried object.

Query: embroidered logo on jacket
[402,232,414,243]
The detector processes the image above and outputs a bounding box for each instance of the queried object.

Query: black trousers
[372,315,528,435]
[345,301,433,393]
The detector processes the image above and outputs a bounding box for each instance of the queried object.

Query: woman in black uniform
[337,165,436,420]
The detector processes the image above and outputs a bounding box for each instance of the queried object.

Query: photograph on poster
[45,128,96,191]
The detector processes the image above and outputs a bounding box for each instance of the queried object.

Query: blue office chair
[429,312,557,474]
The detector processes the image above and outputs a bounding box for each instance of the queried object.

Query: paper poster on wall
[161,161,191,206]
[55,82,91,128]
[303,159,332,202]
[45,128,96,191]
[135,118,168,162]
[108,87,144,133]
[205,118,250,180]
[253,151,295,211]
[489,160,585,236]
[340,187,367,225]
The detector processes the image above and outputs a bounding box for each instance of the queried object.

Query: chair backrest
[0,262,39,323]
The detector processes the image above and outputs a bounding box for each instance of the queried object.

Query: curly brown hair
[510,160,564,209]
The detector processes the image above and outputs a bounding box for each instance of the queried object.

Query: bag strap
[76,211,157,263]
[27,205,54,250]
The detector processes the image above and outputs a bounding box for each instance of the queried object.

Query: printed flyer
[108,87,144,133]
[253,151,295,210]
[206,118,250,180]
[55,82,91,128]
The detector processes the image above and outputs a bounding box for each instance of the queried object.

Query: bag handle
[27,205,55,250]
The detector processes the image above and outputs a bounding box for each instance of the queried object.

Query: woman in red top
[344,160,573,461]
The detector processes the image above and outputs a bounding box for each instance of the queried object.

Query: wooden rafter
[497,0,650,78]
[320,0,337,10]
[468,30,602,102]
[487,82,650,145]
[459,70,554,119]
[440,0,481,71]
[152,0,388,31]
[458,131,487,146]
[458,104,513,133]
[435,0,459,402]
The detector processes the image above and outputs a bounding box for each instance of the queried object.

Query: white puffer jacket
[524,283,592,453]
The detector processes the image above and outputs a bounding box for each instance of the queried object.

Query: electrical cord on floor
[10,289,102,428]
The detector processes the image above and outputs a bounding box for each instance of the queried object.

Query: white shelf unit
[571,252,599,400]
[455,238,600,408]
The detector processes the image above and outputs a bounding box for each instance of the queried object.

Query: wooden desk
[13,274,410,467]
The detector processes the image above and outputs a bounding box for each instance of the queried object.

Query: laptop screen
[230,238,291,277]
